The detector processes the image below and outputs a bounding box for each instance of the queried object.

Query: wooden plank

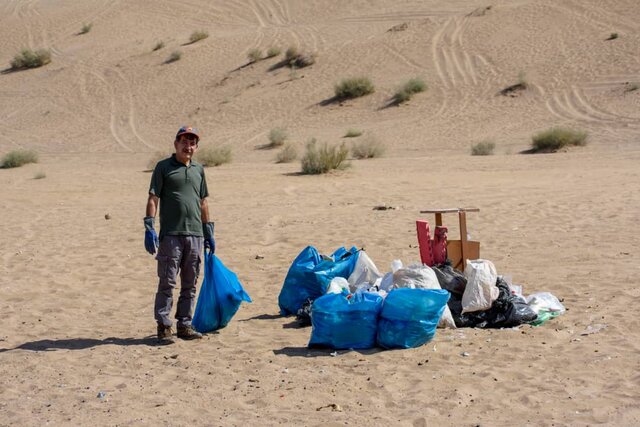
[446,240,480,271]
[420,207,480,214]
[435,213,443,227]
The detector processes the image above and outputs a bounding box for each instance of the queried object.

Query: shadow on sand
[272,346,385,358]
[0,336,163,352]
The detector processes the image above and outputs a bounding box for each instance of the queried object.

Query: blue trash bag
[192,251,252,333]
[309,291,384,349]
[377,288,450,349]
[278,246,360,315]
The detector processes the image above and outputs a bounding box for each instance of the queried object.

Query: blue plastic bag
[377,288,450,349]
[278,246,360,315]
[192,251,252,333]
[309,291,383,349]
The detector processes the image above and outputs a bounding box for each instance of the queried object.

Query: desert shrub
[10,48,51,70]
[500,71,529,96]
[301,138,350,174]
[165,50,182,63]
[344,129,363,138]
[283,45,314,68]
[152,41,165,51]
[607,32,619,40]
[266,47,281,58]
[334,77,375,99]
[285,46,299,62]
[471,140,495,156]
[189,30,209,43]
[531,127,588,152]
[196,146,232,166]
[34,171,46,179]
[248,48,262,63]
[80,23,93,34]
[268,127,288,147]
[352,135,385,159]
[291,53,315,68]
[275,143,297,163]
[393,77,427,104]
[1,150,38,168]
[516,71,528,88]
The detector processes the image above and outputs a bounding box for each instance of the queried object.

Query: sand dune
[1,0,640,425]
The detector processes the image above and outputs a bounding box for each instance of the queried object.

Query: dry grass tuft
[266,47,281,58]
[471,141,496,156]
[352,135,386,159]
[275,143,298,163]
[301,139,350,174]
[531,128,588,153]
[196,146,232,166]
[393,77,427,104]
[189,30,209,44]
[268,127,288,148]
[165,50,182,63]
[344,129,363,138]
[79,23,93,34]
[335,77,375,99]
[1,150,39,168]
[10,48,51,70]
[248,48,262,63]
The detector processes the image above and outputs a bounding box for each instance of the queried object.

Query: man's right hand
[144,216,159,255]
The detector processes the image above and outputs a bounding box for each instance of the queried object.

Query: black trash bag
[295,298,314,327]
[448,278,537,328]
[432,263,467,296]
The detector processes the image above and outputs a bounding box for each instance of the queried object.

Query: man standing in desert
[144,126,216,344]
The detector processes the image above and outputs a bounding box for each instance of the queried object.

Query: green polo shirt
[149,154,209,239]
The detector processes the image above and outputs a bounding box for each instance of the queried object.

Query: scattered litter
[372,205,397,211]
[581,324,607,336]
[461,352,470,357]
[164,354,179,360]
[316,403,343,412]
[255,255,264,260]
[387,22,408,32]
[330,351,338,357]
[96,391,106,399]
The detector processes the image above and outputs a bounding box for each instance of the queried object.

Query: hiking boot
[157,324,175,345]
[176,325,202,340]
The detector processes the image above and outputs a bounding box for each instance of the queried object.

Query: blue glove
[144,216,159,255]
[203,222,215,253]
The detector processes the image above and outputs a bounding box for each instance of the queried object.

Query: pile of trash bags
[278,246,565,350]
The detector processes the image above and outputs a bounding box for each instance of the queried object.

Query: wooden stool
[418,208,480,272]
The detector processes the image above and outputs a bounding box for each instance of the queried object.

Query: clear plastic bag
[526,292,565,314]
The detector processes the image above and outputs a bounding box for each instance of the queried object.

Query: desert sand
[1,0,640,425]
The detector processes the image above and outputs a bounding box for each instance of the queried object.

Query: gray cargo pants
[154,235,203,328]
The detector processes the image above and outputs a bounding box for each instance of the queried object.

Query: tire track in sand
[546,82,640,128]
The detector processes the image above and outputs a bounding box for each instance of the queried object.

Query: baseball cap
[176,125,200,141]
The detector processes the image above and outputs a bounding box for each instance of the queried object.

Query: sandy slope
[1,0,640,425]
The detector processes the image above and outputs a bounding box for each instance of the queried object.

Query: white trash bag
[526,292,566,315]
[347,251,383,293]
[462,259,498,313]
[327,277,350,294]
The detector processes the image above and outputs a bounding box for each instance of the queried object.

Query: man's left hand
[203,222,215,253]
